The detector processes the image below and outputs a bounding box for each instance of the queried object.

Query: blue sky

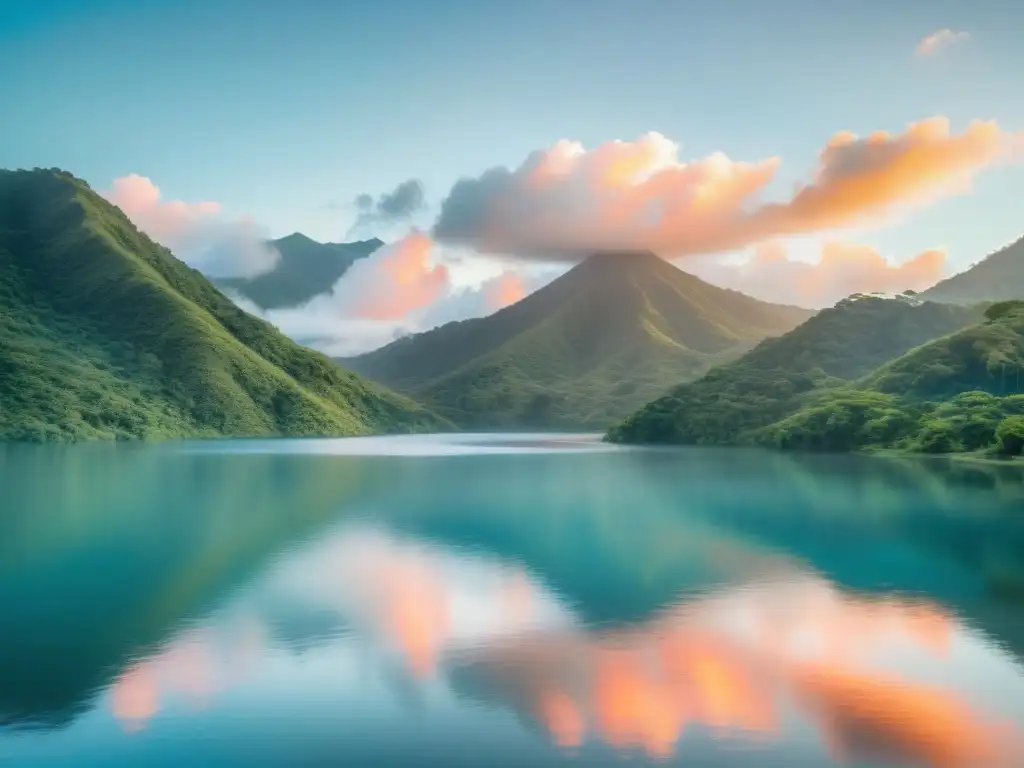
[2,0,1023,275]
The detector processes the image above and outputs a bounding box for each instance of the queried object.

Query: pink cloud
[432,118,1020,260]
[104,174,279,278]
[338,231,450,321]
[916,29,970,57]
[481,270,528,311]
[686,241,949,308]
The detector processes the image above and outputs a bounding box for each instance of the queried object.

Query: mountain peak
[274,232,319,247]
[345,253,813,429]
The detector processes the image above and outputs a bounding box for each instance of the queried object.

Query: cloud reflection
[451,582,1020,766]
[109,620,265,733]
[102,525,1022,766]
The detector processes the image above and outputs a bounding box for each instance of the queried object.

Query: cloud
[686,241,949,308]
[335,230,449,320]
[916,29,970,57]
[481,271,529,312]
[348,179,426,235]
[227,238,553,356]
[230,231,450,356]
[104,174,280,278]
[432,119,1020,260]
[417,265,558,331]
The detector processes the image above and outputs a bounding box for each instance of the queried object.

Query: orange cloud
[432,119,1020,260]
[110,662,159,733]
[687,241,949,307]
[481,271,528,311]
[108,628,247,732]
[795,664,1013,768]
[453,582,1019,766]
[376,559,451,678]
[342,231,450,321]
[757,118,1006,236]
[916,29,970,57]
[104,174,280,278]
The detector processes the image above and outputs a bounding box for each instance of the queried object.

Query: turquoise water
[1,434,1023,767]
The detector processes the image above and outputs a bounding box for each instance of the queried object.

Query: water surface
[2,435,1024,767]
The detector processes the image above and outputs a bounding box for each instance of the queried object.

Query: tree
[984,300,1024,323]
[995,416,1024,456]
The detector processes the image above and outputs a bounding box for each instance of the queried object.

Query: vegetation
[0,168,444,442]
[922,235,1024,305]
[607,295,980,445]
[217,233,381,309]
[611,296,1024,457]
[997,416,1024,456]
[344,251,813,429]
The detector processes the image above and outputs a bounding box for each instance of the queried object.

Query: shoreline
[864,447,1023,468]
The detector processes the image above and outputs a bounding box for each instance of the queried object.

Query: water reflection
[84,522,1024,767]
[2,438,1024,767]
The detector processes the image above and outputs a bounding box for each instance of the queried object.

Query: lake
[2,434,1023,767]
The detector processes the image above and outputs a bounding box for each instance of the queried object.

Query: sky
[3,0,1023,352]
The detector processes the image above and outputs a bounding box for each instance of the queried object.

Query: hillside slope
[923,236,1024,304]
[345,252,814,428]
[607,295,982,445]
[0,168,443,441]
[610,297,1024,456]
[217,233,381,309]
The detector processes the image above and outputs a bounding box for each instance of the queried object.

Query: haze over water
[2,435,1024,767]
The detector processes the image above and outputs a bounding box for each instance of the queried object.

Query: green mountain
[607,294,981,444]
[0,168,443,442]
[922,235,1024,304]
[343,251,814,429]
[217,232,381,309]
[609,296,1024,457]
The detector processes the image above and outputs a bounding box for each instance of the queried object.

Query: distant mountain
[923,236,1024,304]
[218,233,382,309]
[610,295,1024,457]
[343,251,814,429]
[0,168,443,442]
[608,294,982,445]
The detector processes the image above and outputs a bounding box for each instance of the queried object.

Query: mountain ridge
[922,235,1024,305]
[608,294,1024,456]
[0,167,443,441]
[217,233,383,309]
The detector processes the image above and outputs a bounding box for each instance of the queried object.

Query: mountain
[343,251,814,429]
[607,294,982,445]
[609,296,1024,457]
[0,168,443,442]
[922,235,1024,304]
[217,232,382,309]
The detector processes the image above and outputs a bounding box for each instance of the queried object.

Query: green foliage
[0,168,444,442]
[345,251,814,429]
[608,295,979,445]
[610,292,1024,456]
[996,416,1024,456]
[985,300,1024,323]
[217,233,381,309]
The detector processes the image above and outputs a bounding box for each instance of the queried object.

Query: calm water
[2,435,1024,767]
